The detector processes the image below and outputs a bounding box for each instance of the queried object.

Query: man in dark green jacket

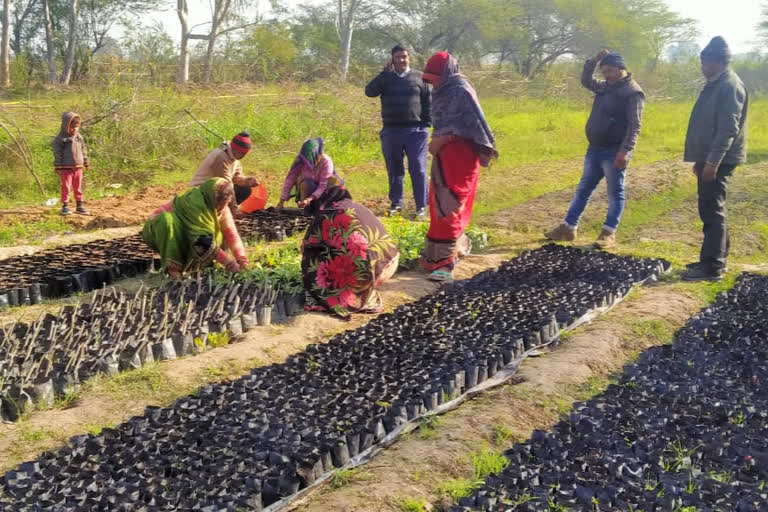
[681,36,748,282]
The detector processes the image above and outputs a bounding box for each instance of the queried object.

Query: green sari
[142,178,225,272]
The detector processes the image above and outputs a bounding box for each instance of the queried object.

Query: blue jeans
[565,147,628,231]
[380,126,429,210]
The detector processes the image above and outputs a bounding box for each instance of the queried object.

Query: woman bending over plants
[142,178,248,279]
[277,137,344,210]
[302,186,399,319]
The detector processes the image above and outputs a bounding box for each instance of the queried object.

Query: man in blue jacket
[366,45,431,218]
[681,36,748,282]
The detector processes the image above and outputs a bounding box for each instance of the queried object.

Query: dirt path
[0,251,512,473]
[0,183,191,232]
[291,284,703,512]
[484,159,689,233]
[635,161,768,261]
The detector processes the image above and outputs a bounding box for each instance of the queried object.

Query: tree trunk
[177,0,190,84]
[43,0,57,84]
[0,0,11,88]
[202,28,218,83]
[202,0,230,83]
[60,0,77,85]
[338,0,353,81]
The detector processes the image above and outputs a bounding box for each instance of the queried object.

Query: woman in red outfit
[419,52,498,281]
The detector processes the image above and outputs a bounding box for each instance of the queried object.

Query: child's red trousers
[59,168,83,204]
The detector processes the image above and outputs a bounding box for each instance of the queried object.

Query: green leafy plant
[395,496,428,512]
[381,216,489,269]
[207,332,230,348]
[381,216,429,269]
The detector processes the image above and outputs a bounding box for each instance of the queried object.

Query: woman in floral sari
[142,178,248,279]
[302,186,399,319]
[419,51,498,281]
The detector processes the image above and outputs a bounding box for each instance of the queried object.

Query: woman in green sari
[142,178,248,279]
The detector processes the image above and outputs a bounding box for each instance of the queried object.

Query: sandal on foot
[429,270,453,282]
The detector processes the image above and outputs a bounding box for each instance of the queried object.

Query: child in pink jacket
[53,112,90,216]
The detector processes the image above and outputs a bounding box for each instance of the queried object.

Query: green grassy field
[3,84,765,211]
[2,84,768,274]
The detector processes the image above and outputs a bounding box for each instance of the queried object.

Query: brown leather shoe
[592,229,616,249]
[544,223,577,241]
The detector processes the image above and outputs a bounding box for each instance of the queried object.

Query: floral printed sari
[302,187,399,319]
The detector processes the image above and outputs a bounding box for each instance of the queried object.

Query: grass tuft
[437,445,510,500]
[329,468,372,489]
[394,496,428,512]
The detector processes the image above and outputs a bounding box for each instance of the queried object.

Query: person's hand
[384,58,394,72]
[233,209,246,219]
[429,136,450,157]
[244,176,259,187]
[276,200,285,211]
[236,258,249,270]
[701,163,718,183]
[224,259,241,273]
[692,164,699,176]
[297,197,312,208]
[595,49,610,61]
[614,152,628,170]
[167,268,182,280]
[428,138,440,156]
[85,164,91,171]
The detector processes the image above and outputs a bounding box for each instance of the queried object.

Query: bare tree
[177,0,257,84]
[11,0,41,56]
[81,0,160,56]
[201,0,258,83]
[42,0,57,83]
[335,0,394,80]
[60,0,77,85]
[177,0,190,83]
[0,0,10,88]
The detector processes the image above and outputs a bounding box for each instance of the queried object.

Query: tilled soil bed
[0,209,309,308]
[450,272,768,512]
[0,245,667,511]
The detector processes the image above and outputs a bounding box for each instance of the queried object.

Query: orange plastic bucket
[239,183,269,213]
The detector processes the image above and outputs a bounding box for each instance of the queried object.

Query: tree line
[0,0,766,88]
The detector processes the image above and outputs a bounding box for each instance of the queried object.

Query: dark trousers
[695,162,736,271]
[380,126,429,210]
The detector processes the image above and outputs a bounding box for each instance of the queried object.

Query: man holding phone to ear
[365,44,432,219]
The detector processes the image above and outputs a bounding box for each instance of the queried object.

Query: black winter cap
[700,36,731,64]
[600,52,626,70]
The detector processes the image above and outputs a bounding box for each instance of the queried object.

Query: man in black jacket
[546,49,645,249]
[681,36,748,282]
[366,44,431,218]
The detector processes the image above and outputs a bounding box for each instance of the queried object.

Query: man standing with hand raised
[545,49,645,249]
[365,44,431,218]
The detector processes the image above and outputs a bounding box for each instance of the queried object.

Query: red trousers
[59,168,84,204]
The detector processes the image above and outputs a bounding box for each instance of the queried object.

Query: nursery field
[1,84,768,511]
